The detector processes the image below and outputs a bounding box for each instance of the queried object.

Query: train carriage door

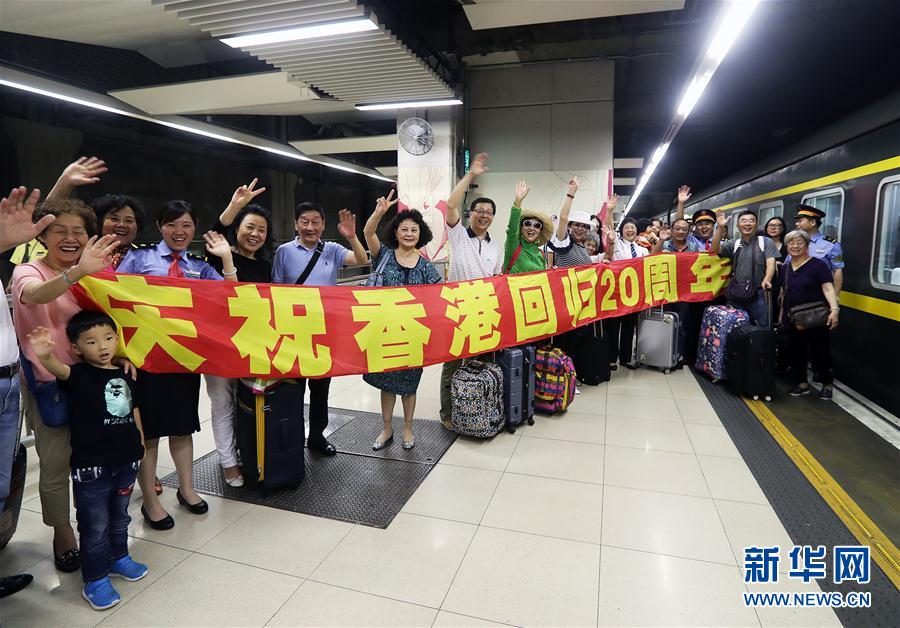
[800,188,844,240]
[758,200,783,226]
[871,175,900,291]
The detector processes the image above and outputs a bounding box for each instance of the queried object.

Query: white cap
[568,210,592,226]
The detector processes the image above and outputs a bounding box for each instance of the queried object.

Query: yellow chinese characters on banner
[74,253,730,379]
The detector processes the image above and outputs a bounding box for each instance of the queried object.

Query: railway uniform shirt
[688,233,713,252]
[802,232,845,271]
[446,221,502,283]
[117,241,223,280]
[612,237,649,261]
[548,233,592,267]
[271,238,349,286]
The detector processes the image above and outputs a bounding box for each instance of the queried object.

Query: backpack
[534,347,577,414]
[450,361,505,438]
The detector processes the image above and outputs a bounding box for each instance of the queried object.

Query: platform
[2,364,898,626]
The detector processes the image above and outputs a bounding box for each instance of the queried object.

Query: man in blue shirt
[792,204,844,295]
[272,202,367,456]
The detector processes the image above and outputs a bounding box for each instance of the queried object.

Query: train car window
[730,207,747,238]
[871,176,900,292]
[800,187,844,240]
[758,201,783,225]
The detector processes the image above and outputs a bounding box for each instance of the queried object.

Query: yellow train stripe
[710,155,900,212]
[744,398,900,590]
[840,291,900,322]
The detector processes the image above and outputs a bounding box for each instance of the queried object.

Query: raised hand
[514,180,530,206]
[716,211,729,229]
[60,156,107,188]
[26,326,56,360]
[677,185,692,203]
[603,226,616,246]
[203,231,232,259]
[229,178,267,210]
[659,227,671,241]
[0,186,54,252]
[606,193,619,209]
[374,189,399,215]
[74,234,118,277]
[337,209,357,240]
[470,153,489,176]
[567,177,579,195]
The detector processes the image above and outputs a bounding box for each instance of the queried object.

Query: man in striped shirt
[440,153,503,428]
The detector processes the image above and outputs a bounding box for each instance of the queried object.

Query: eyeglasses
[470,209,494,216]
[521,220,543,229]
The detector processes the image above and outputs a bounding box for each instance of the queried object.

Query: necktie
[168,252,184,278]
[705,239,711,252]
[630,243,637,258]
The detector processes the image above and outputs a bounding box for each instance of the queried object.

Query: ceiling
[3,0,899,214]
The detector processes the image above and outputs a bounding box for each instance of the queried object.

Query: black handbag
[724,238,760,304]
[785,263,830,329]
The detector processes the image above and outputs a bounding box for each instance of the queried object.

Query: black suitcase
[573,326,611,385]
[725,325,776,401]
[0,444,26,550]
[236,381,306,491]
[497,347,536,433]
[522,345,536,422]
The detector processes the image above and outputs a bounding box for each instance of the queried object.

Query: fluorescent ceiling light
[0,78,393,182]
[356,98,462,111]
[623,0,759,216]
[220,18,378,48]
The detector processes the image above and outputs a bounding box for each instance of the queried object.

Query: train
[668,104,900,417]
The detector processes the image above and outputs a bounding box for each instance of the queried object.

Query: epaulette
[823,235,837,243]
[186,251,205,261]
[130,243,140,250]
[136,243,157,250]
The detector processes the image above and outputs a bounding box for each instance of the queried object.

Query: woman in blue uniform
[118,200,236,529]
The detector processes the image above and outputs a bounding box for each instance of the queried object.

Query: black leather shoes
[0,574,33,599]
[176,489,209,514]
[141,505,175,530]
[307,437,337,456]
[54,547,80,573]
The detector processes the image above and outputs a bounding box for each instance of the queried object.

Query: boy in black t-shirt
[28,311,147,612]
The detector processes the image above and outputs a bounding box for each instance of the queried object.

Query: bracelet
[566,193,575,199]
[222,268,238,276]
[61,269,77,286]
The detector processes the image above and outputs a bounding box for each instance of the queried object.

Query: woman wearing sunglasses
[503,180,553,274]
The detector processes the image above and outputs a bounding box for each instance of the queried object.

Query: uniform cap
[692,208,716,223]
[795,204,825,219]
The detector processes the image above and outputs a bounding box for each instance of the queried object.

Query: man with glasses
[271,202,367,455]
[439,152,503,428]
[711,210,777,325]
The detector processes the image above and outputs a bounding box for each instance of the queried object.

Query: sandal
[154,477,163,496]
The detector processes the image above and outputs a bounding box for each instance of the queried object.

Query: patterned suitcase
[450,360,505,438]
[637,308,682,374]
[695,306,750,382]
[534,347,577,414]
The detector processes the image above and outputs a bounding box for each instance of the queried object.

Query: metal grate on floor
[160,408,456,529]
[694,370,900,624]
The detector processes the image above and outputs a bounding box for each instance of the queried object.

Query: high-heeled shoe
[176,489,209,515]
[372,433,393,451]
[140,505,174,531]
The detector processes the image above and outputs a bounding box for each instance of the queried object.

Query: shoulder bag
[19,358,68,427]
[785,264,830,330]
[724,237,761,304]
[295,241,325,285]
[365,247,393,287]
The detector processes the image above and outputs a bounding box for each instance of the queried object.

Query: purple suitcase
[695,306,750,382]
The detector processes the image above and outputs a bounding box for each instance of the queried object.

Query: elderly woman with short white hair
[779,229,840,400]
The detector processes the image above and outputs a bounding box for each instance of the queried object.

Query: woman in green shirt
[503,180,553,274]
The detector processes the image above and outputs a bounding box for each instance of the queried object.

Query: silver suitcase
[636,308,682,374]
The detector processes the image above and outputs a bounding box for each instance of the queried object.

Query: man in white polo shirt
[440,152,503,427]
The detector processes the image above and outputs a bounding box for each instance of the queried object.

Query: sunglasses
[522,219,543,229]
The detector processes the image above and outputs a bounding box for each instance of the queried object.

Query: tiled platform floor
[0,366,840,627]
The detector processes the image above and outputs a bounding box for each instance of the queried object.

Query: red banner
[74,253,730,378]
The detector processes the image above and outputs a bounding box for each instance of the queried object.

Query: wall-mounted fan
[399,117,435,156]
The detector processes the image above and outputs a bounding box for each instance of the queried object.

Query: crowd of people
[0,152,845,608]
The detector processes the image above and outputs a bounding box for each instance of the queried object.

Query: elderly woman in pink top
[12,198,117,574]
